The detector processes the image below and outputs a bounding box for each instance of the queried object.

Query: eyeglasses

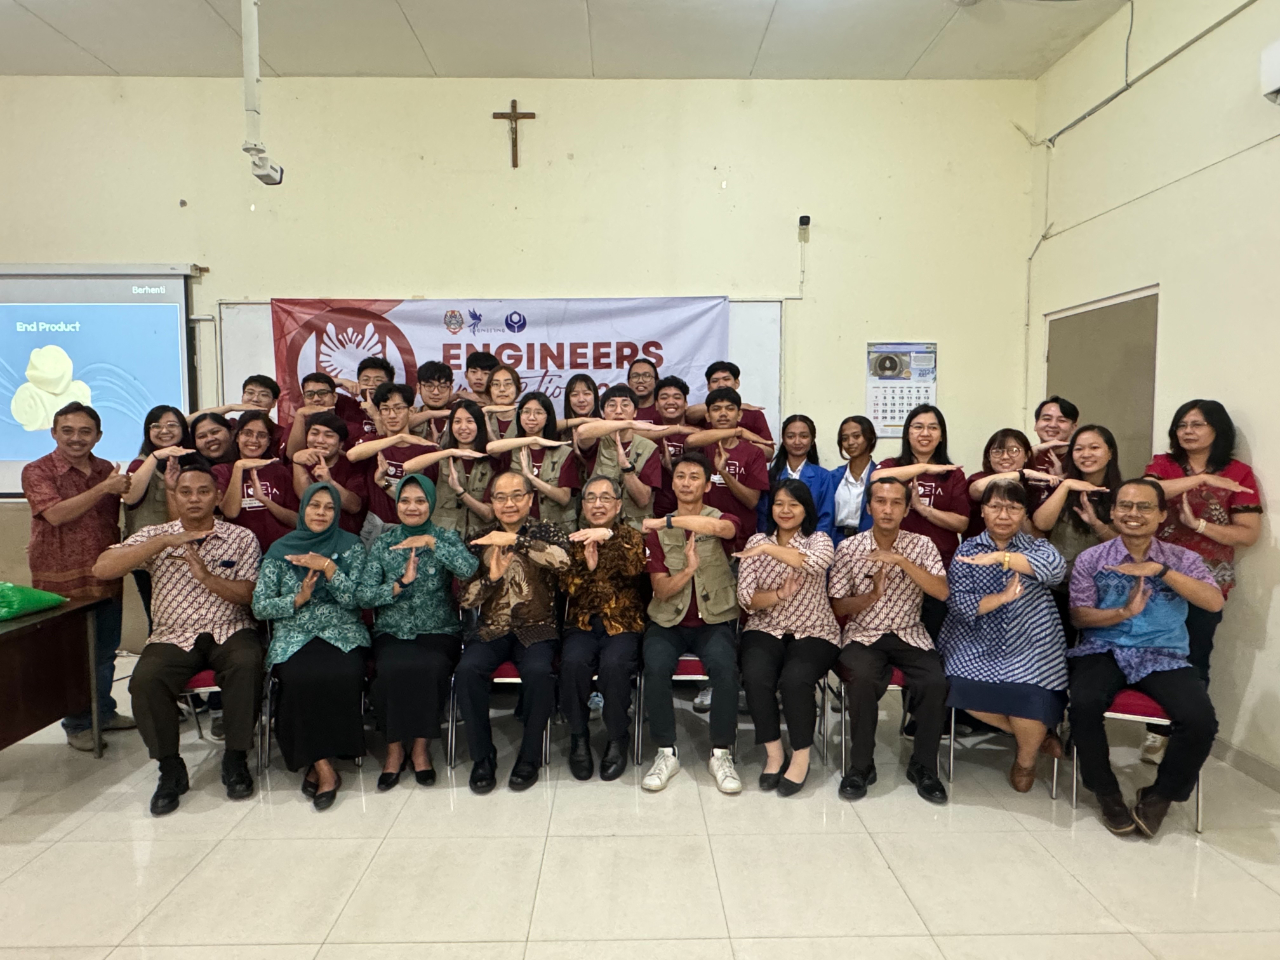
[908,423,941,433]
[379,404,409,414]
[984,502,1026,516]
[150,421,182,432]
[1114,501,1159,515]
[491,492,530,505]
[582,494,619,505]
[629,373,656,382]
[1177,420,1209,431]
[988,446,1025,457]
[302,389,334,401]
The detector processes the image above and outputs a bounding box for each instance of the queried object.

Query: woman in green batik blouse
[357,474,479,790]
[252,483,369,811]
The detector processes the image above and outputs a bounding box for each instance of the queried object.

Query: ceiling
[0,0,1125,80]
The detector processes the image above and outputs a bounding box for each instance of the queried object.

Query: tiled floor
[3,662,1280,959]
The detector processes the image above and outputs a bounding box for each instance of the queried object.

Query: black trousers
[1186,604,1223,687]
[921,595,948,644]
[372,632,461,741]
[1068,653,1217,803]
[560,620,639,741]
[643,621,739,750]
[129,629,263,760]
[275,638,366,771]
[839,633,948,776]
[455,634,556,766]
[740,631,840,749]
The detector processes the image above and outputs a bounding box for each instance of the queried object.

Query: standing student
[408,360,456,442]
[190,375,281,435]
[403,399,496,540]
[22,402,135,751]
[871,404,968,640]
[573,385,665,530]
[291,412,368,536]
[1031,396,1078,476]
[682,387,771,553]
[347,382,436,529]
[758,414,833,536]
[650,375,697,516]
[283,373,366,459]
[189,413,236,466]
[335,357,394,438]
[485,392,579,533]
[214,410,299,552]
[483,364,523,439]
[686,361,775,456]
[829,415,877,546]
[628,358,661,423]
[559,372,602,436]
[458,350,499,405]
[965,428,1058,539]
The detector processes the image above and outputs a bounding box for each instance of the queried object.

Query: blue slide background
[0,303,186,464]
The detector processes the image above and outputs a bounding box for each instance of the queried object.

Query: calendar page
[865,342,937,439]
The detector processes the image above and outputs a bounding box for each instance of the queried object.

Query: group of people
[21,351,1261,839]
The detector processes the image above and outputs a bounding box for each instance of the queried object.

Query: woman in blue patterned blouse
[358,473,479,790]
[252,482,370,810]
[939,479,1069,793]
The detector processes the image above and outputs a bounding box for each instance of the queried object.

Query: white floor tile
[0,949,112,960]
[935,933,1154,959]
[1136,932,1280,960]
[327,838,544,943]
[108,947,319,960]
[228,769,411,840]
[385,769,554,839]
[525,941,733,960]
[315,946,522,960]
[712,834,926,938]
[64,777,255,843]
[0,842,50,883]
[1202,825,1280,895]
[846,763,1025,834]
[528,835,726,940]
[124,839,379,945]
[0,840,214,948]
[698,761,867,835]
[548,762,707,837]
[732,936,943,959]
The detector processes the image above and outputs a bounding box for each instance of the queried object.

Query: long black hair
[234,410,279,459]
[563,373,601,420]
[767,478,819,538]
[980,428,1033,474]
[442,398,490,451]
[139,404,192,458]
[1060,423,1123,534]
[769,414,820,484]
[897,404,951,465]
[516,392,560,442]
[1168,399,1236,474]
[188,412,236,465]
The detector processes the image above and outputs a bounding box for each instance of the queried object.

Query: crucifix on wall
[492,99,536,168]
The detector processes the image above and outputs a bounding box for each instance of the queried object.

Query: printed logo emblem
[467,309,484,335]
[505,311,527,333]
[443,310,464,334]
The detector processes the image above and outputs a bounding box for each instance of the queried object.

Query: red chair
[447,660,552,768]
[182,669,220,741]
[1071,688,1203,833]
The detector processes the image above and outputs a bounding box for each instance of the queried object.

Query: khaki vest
[646,506,741,628]
[122,469,169,537]
[592,434,658,531]
[513,443,578,534]
[431,456,495,541]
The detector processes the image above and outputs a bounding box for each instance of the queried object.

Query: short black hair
[899,404,951,466]
[705,361,740,382]
[1035,396,1080,423]
[600,384,639,410]
[628,358,659,376]
[357,357,395,380]
[563,373,601,420]
[705,387,742,410]
[490,364,523,394]
[301,371,336,390]
[1114,477,1168,512]
[1168,399,1236,474]
[869,476,910,501]
[242,374,281,399]
[466,351,499,372]
[175,456,217,484]
[52,401,101,432]
[837,416,877,459]
[654,375,690,399]
[672,451,713,483]
[373,382,414,408]
[981,428,1033,474]
[189,411,233,441]
[416,361,453,384]
[235,410,276,442]
[305,411,349,442]
[767,479,818,537]
[980,478,1028,509]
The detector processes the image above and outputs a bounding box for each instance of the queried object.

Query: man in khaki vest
[574,385,676,531]
[640,451,743,795]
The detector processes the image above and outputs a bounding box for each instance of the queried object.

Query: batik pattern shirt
[460,521,571,645]
[253,545,370,669]
[737,531,840,644]
[560,522,647,635]
[358,525,479,640]
[829,530,945,650]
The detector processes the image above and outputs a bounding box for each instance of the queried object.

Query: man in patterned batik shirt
[829,476,951,805]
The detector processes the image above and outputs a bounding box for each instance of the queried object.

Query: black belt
[838,525,859,537]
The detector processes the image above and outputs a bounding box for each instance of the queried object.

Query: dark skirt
[946,676,1066,727]
[372,632,462,742]
[275,638,367,771]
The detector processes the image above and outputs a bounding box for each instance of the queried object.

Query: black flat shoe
[906,760,948,805]
[509,758,539,791]
[378,756,408,792]
[569,734,594,781]
[599,738,628,781]
[777,764,808,798]
[758,753,791,792]
[414,765,436,786]
[838,765,877,801]
[302,765,319,798]
[470,753,497,795]
[313,772,342,811]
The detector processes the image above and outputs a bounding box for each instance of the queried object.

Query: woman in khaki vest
[486,392,580,534]
[483,364,522,441]
[402,400,495,541]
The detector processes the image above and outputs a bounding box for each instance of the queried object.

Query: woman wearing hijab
[252,483,369,810]
[357,474,479,789]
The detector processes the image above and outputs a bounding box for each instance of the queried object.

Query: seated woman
[965,428,1058,539]
[828,415,877,546]
[357,474,479,789]
[251,483,369,810]
[403,400,495,541]
[486,392,579,534]
[940,479,1068,793]
[758,414,833,536]
[735,480,841,796]
[214,410,299,552]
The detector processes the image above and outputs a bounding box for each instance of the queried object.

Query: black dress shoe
[221,750,255,801]
[313,771,342,811]
[302,765,319,798]
[569,734,594,781]
[469,753,497,795]
[378,756,408,792]
[838,765,876,801]
[906,760,948,805]
[509,758,539,791]
[150,756,189,816]
[1097,791,1137,836]
[777,765,808,798]
[1131,785,1172,838]
[758,753,791,792]
[600,738,628,781]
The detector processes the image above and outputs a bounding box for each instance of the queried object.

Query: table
[0,597,110,756]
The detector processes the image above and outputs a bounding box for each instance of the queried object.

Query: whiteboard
[217,299,781,437]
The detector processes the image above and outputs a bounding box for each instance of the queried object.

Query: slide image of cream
[10,345,92,431]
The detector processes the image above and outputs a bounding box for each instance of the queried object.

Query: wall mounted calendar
[865,341,937,439]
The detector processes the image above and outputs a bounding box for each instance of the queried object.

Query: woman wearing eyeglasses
[486,392,580,534]
[965,428,1059,539]
[483,364,523,440]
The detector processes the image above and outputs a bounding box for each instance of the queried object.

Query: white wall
[1030,0,1280,774]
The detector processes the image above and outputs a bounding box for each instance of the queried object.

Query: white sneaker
[642,747,681,792]
[693,688,712,714]
[1141,732,1168,765]
[708,748,742,794]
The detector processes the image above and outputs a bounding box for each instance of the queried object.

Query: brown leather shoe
[1131,785,1172,838]
[1039,730,1064,760]
[1009,759,1037,793]
[1097,792,1137,836]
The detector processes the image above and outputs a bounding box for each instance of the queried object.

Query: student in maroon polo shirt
[871,404,969,641]
[685,361,775,458]
[213,410,299,552]
[347,382,437,528]
[682,387,771,553]
[335,356,395,438]
[651,375,699,516]
[291,412,367,536]
[282,372,368,460]
[628,358,662,423]
[1031,396,1079,477]
[189,374,281,439]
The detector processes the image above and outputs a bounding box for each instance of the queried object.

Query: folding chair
[1071,688,1203,833]
[182,669,219,741]
[447,660,552,768]
[837,664,955,782]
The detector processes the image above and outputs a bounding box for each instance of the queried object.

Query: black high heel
[377,755,409,792]
[314,771,342,811]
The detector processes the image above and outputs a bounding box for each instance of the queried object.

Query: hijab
[264,482,363,571]
[395,473,443,537]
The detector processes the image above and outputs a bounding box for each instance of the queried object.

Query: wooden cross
[492,99,536,168]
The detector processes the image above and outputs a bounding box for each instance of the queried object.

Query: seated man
[457,471,571,794]
[92,462,264,816]
[640,452,743,795]
[829,477,950,805]
[1068,478,1223,838]
[559,474,647,781]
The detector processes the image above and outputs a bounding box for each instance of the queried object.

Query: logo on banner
[442,310,464,335]
[505,311,527,333]
[467,310,484,335]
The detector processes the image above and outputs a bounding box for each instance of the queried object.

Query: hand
[865,548,903,568]
[401,548,419,585]
[518,446,533,477]
[532,437,569,448]
[869,566,886,602]
[641,517,668,532]
[294,569,319,607]
[237,457,275,471]
[1063,478,1107,493]
[731,544,767,559]
[447,458,464,494]
[1105,561,1164,578]
[569,526,613,543]
[683,531,700,575]
[311,459,331,483]
[392,534,437,551]
[398,433,436,447]
[153,445,195,460]
[923,463,962,475]
[248,468,267,504]
[164,455,181,490]
[999,572,1024,604]
[1121,577,1152,619]
[954,551,1009,566]
[714,442,729,476]
[374,453,389,490]
[292,448,323,466]
[182,545,210,583]
[1022,469,1060,486]
[163,528,208,549]
[583,538,599,571]
[482,404,517,414]
[335,377,361,396]
[448,448,487,460]
[98,463,131,496]
[613,433,631,469]
[295,404,329,418]
[775,574,802,601]
[1073,491,1102,529]
[1032,439,1069,455]
[285,552,338,578]
[488,545,513,581]
[1179,496,1199,529]
[742,402,764,412]
[1201,474,1253,494]
[471,530,518,548]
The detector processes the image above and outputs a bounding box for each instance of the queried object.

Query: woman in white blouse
[829,416,878,545]
[735,480,841,796]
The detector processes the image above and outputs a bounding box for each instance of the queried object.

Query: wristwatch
[1157,563,1171,580]
[394,577,408,590]
[621,464,636,474]
[665,514,674,529]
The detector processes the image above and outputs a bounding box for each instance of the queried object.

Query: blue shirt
[756,459,834,536]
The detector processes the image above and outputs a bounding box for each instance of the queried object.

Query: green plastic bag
[0,582,68,621]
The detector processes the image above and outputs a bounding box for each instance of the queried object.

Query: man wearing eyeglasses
[558,475,647,781]
[282,372,367,459]
[1068,478,1224,839]
[346,382,437,533]
[628,358,662,423]
[457,472,572,794]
